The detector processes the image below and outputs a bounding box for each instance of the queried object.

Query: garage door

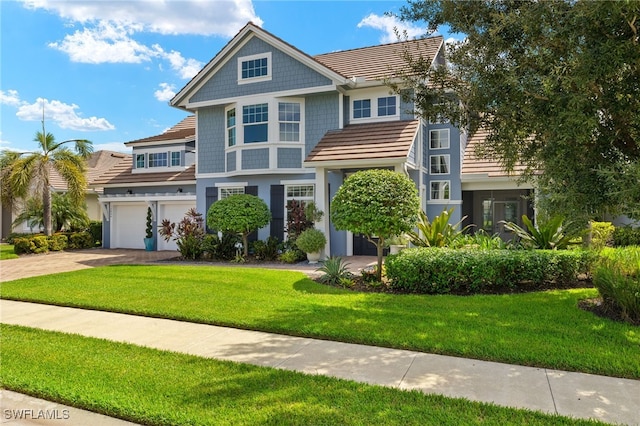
[157,202,196,251]
[111,203,147,249]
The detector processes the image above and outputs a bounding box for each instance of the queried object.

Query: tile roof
[305,120,420,164]
[125,115,195,146]
[461,129,526,178]
[50,151,132,191]
[91,161,196,186]
[314,37,443,81]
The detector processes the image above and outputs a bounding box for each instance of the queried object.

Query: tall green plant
[593,247,640,325]
[159,208,205,260]
[500,215,582,250]
[408,208,472,248]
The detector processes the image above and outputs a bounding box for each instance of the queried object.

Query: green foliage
[397,0,640,222]
[207,194,271,257]
[316,256,353,286]
[386,248,594,294]
[295,228,326,253]
[159,208,205,260]
[450,230,513,250]
[145,207,153,239]
[278,249,300,264]
[285,200,312,239]
[501,215,583,250]
[594,247,640,325]
[613,226,640,247]
[48,234,68,251]
[68,232,94,249]
[331,169,420,280]
[202,233,239,261]
[252,236,281,261]
[11,193,90,233]
[12,238,32,255]
[408,208,473,248]
[88,221,102,246]
[588,222,615,250]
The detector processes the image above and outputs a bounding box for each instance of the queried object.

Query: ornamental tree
[395,0,640,222]
[206,194,271,257]
[331,169,420,280]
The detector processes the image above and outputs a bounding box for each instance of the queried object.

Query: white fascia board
[303,158,406,169]
[172,26,349,109]
[126,137,194,148]
[100,181,197,189]
[196,168,314,179]
[184,85,338,110]
[99,194,196,203]
[460,176,534,191]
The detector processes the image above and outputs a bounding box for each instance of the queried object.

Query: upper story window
[148,152,168,168]
[171,151,181,167]
[135,154,145,169]
[430,129,450,149]
[431,181,450,200]
[243,103,269,143]
[351,92,399,122]
[279,102,300,142]
[353,99,371,119]
[227,109,236,147]
[378,96,397,116]
[430,155,450,174]
[238,52,272,84]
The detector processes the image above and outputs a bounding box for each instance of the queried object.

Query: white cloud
[163,50,203,79]
[22,0,262,37]
[154,83,176,102]
[357,14,426,44]
[92,142,131,154]
[3,91,115,132]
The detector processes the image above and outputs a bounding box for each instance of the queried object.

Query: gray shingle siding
[226,151,236,172]
[241,148,270,169]
[277,148,302,168]
[190,37,333,104]
[305,93,340,156]
[198,107,225,174]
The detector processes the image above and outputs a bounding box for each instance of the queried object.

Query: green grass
[0,325,603,426]
[2,265,638,379]
[0,244,18,260]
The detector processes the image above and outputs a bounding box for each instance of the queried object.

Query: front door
[353,234,389,256]
[482,199,520,240]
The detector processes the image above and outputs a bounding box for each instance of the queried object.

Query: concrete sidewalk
[2,300,638,426]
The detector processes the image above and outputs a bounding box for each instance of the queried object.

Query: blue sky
[1,0,452,153]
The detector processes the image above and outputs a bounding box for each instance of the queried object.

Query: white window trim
[430,180,451,200]
[429,128,450,150]
[226,107,236,148]
[218,186,245,200]
[429,154,451,175]
[237,52,272,85]
[132,148,186,173]
[350,88,400,123]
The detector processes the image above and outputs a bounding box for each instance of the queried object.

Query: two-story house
[98,22,533,255]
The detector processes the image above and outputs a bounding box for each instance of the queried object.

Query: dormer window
[135,154,145,169]
[378,96,396,116]
[353,99,371,119]
[351,91,399,122]
[238,53,272,84]
[148,152,168,167]
[171,152,181,167]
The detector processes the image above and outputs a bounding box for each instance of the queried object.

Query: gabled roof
[314,37,443,82]
[91,163,196,186]
[125,115,195,146]
[304,120,420,166]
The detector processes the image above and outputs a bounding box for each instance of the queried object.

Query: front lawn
[0,244,18,260]
[2,265,638,378]
[0,325,603,426]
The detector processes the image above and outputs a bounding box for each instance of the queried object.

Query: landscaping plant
[316,256,353,287]
[500,215,583,250]
[593,247,640,324]
[159,208,205,260]
[295,228,326,254]
[408,208,472,248]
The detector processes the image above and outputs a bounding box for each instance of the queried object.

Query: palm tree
[0,117,92,236]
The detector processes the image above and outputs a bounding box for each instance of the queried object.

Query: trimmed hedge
[385,248,595,294]
[11,232,93,255]
[613,226,640,247]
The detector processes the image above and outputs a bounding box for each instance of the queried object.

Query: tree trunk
[43,187,52,236]
[376,238,384,282]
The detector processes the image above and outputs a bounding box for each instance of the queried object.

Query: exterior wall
[305,93,340,156]
[198,106,226,174]
[190,37,332,104]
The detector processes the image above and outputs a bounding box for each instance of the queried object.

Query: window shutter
[245,186,259,243]
[270,185,285,241]
[205,187,218,234]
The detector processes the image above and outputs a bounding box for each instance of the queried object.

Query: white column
[315,166,330,257]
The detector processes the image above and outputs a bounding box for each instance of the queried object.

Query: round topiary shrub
[295,228,326,253]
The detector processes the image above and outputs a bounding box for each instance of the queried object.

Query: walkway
[1,249,638,426]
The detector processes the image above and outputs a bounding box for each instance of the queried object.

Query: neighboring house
[0,150,131,239]
[99,22,533,255]
[92,116,197,251]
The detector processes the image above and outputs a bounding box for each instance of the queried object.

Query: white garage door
[157,202,196,251]
[111,203,147,249]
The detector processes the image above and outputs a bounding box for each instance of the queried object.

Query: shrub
[88,221,102,246]
[295,228,326,253]
[588,221,615,250]
[386,248,595,294]
[593,247,640,324]
[501,215,584,250]
[278,250,300,264]
[450,230,513,250]
[202,233,239,261]
[13,237,32,254]
[68,232,94,249]
[317,256,353,286]
[160,209,206,260]
[30,236,49,253]
[613,226,640,247]
[409,208,472,248]
[252,236,280,261]
[48,234,68,251]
